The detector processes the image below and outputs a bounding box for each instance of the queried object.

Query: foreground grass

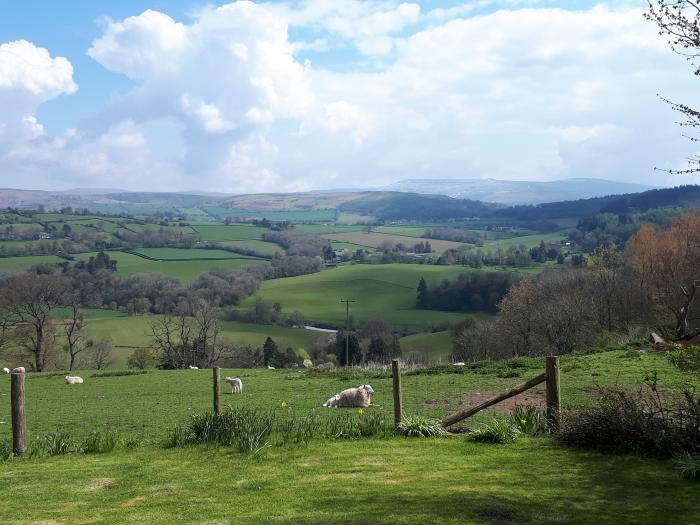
[0,437,697,524]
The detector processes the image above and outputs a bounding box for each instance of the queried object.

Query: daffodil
[357,408,364,415]
[280,400,288,409]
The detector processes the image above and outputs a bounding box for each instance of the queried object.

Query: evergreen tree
[416,277,428,308]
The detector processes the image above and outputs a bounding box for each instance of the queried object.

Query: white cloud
[0,2,698,192]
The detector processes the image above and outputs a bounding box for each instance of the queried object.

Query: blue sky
[0,1,696,192]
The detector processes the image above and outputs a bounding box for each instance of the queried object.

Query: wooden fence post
[212,366,221,415]
[392,359,402,428]
[545,356,561,432]
[11,371,27,455]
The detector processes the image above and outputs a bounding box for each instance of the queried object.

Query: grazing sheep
[225,376,243,394]
[11,367,25,374]
[188,365,199,370]
[303,358,313,368]
[323,384,375,408]
[453,362,466,366]
[267,365,275,370]
[322,394,340,408]
[2,368,9,374]
[65,375,84,384]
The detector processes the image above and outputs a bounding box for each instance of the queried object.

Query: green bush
[396,414,445,437]
[672,452,700,480]
[511,405,547,436]
[668,345,700,374]
[468,419,521,444]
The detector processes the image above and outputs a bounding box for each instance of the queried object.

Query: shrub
[668,345,700,374]
[82,431,120,454]
[127,348,158,370]
[468,419,521,444]
[0,441,12,461]
[557,380,700,458]
[511,405,547,436]
[672,452,700,480]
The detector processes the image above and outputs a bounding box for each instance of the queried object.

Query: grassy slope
[240,264,491,329]
[0,350,698,524]
[400,330,453,360]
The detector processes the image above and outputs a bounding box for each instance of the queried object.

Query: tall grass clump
[468,419,521,444]
[0,441,13,461]
[81,431,120,454]
[31,432,79,457]
[511,405,547,436]
[396,414,445,437]
[672,452,700,481]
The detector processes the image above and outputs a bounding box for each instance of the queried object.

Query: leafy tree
[335,331,361,366]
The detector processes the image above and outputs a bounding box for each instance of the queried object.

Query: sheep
[11,367,25,374]
[224,376,243,394]
[323,384,375,408]
[322,394,340,408]
[267,365,275,370]
[453,362,466,366]
[65,375,84,384]
[188,365,199,370]
[2,368,9,374]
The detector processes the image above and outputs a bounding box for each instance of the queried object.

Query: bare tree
[0,274,72,371]
[151,299,225,369]
[63,296,87,371]
[86,339,114,370]
[646,1,700,173]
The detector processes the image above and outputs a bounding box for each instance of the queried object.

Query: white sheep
[11,367,25,374]
[65,375,84,384]
[453,362,466,366]
[267,365,275,370]
[188,365,199,370]
[225,376,243,394]
[2,368,9,374]
[323,384,375,408]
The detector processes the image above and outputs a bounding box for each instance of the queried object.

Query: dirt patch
[87,478,114,491]
[157,487,176,495]
[423,387,546,413]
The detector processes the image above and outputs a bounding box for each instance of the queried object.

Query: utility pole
[340,299,356,366]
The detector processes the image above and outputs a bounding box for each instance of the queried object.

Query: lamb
[2,368,9,374]
[322,394,340,408]
[188,365,199,370]
[225,376,243,394]
[11,367,25,374]
[323,384,375,408]
[65,375,84,384]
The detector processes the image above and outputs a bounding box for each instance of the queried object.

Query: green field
[192,224,267,241]
[240,264,519,329]
[131,247,259,260]
[218,239,282,256]
[400,330,454,360]
[203,207,336,222]
[374,226,428,237]
[294,224,364,234]
[0,350,698,524]
[73,252,263,282]
[78,316,328,367]
[482,231,570,249]
[0,254,66,273]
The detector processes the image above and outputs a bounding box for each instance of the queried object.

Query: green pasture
[240,264,523,329]
[294,224,364,234]
[0,254,66,273]
[218,239,282,256]
[130,247,259,260]
[0,350,698,523]
[400,331,454,360]
[329,240,375,251]
[203,206,336,222]
[374,226,428,237]
[192,224,267,241]
[73,252,263,282]
[481,231,570,249]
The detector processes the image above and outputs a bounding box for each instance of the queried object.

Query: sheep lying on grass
[323,384,375,408]
[65,376,84,384]
[2,368,9,374]
[188,365,199,370]
[225,376,243,394]
[11,367,25,374]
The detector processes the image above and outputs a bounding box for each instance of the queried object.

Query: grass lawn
[240,263,526,330]
[0,349,698,524]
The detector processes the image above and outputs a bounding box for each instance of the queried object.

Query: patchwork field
[240,264,518,329]
[325,232,466,252]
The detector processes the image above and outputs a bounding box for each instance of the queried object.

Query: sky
[0,0,698,193]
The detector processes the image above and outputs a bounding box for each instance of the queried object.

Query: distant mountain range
[380,178,658,205]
